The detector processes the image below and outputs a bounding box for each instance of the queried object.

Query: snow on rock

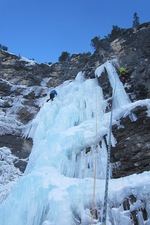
[0,147,22,204]
[20,56,36,66]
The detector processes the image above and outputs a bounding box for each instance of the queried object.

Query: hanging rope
[90,64,117,224]
[91,87,99,225]
[101,101,113,225]
[91,147,98,224]
[101,66,117,225]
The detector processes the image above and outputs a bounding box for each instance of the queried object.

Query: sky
[0,0,150,64]
[0,60,150,224]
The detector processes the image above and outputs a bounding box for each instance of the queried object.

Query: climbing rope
[91,147,98,224]
[101,102,113,225]
[91,87,99,225]
[101,66,117,225]
[20,111,32,121]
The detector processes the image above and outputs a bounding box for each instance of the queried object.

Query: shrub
[0,44,8,51]
[59,51,70,62]
[90,36,101,50]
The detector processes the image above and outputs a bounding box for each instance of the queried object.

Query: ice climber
[119,67,129,84]
[47,89,57,102]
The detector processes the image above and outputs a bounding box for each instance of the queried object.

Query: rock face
[0,21,150,177]
[111,23,150,100]
[112,106,150,178]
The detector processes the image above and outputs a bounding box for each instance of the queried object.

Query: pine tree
[133,12,140,28]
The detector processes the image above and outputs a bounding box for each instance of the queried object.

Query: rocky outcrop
[110,22,150,100]
[0,51,52,86]
[0,135,32,172]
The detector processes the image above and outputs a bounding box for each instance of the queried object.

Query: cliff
[0,22,150,178]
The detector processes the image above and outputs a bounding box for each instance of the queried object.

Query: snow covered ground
[0,61,150,225]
